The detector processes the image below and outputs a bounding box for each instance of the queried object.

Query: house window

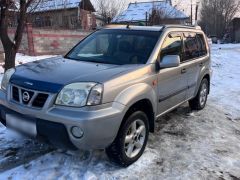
[45,16,52,27]
[63,16,69,28]
[35,17,44,27]
[70,15,78,27]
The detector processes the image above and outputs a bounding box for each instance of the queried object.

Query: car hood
[10,56,139,93]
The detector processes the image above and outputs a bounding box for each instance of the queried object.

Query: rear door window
[183,32,199,61]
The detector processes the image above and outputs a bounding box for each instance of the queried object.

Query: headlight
[55,82,103,107]
[1,68,15,91]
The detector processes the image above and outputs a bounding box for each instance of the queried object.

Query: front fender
[114,83,157,115]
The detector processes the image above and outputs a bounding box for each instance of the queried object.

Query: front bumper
[0,89,125,150]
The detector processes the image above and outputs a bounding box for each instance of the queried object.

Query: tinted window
[183,33,199,61]
[67,30,160,65]
[160,33,182,61]
[196,34,207,56]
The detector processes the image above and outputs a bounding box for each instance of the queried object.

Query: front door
[157,32,188,115]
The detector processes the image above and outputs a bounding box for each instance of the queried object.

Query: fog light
[71,126,84,138]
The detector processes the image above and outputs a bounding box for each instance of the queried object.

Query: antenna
[126,22,130,29]
[127,18,133,29]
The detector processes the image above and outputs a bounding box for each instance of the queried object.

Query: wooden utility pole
[191,0,193,25]
[146,12,148,26]
[195,1,199,23]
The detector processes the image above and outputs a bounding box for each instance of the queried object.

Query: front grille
[11,85,49,108]
[21,89,34,105]
[12,86,20,102]
[32,93,49,108]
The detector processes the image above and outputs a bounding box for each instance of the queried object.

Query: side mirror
[160,55,180,69]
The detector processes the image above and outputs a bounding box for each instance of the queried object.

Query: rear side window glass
[160,33,182,61]
[196,34,207,56]
[183,33,199,61]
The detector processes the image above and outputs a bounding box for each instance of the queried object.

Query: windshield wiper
[66,56,122,65]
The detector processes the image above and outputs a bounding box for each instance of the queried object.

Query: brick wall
[32,28,91,55]
[0,24,91,56]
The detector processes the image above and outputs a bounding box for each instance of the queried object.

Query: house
[28,0,96,30]
[95,14,106,28]
[229,18,240,43]
[0,1,19,27]
[112,0,188,25]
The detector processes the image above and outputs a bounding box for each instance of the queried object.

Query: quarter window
[196,34,207,56]
[160,33,182,61]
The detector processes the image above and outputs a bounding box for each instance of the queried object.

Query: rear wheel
[106,111,149,167]
[189,78,209,110]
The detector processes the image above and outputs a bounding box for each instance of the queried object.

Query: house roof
[29,0,93,13]
[113,1,188,23]
[31,0,81,12]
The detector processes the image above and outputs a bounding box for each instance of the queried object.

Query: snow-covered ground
[0,54,56,79]
[0,45,240,179]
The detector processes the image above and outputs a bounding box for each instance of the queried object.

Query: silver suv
[0,25,211,166]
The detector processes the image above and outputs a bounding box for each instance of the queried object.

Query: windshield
[66,29,161,65]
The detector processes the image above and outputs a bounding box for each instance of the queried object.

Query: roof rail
[162,24,202,30]
[104,24,128,28]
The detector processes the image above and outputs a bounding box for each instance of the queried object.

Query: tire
[106,111,149,167]
[189,78,209,110]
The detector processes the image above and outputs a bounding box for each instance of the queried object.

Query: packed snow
[0,44,240,179]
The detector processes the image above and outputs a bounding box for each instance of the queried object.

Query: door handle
[199,62,204,67]
[181,68,187,74]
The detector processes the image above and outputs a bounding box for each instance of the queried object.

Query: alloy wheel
[124,119,146,158]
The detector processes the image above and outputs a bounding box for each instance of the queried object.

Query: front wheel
[189,78,209,110]
[106,111,149,167]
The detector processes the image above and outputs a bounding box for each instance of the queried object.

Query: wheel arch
[114,83,157,133]
[121,99,155,133]
[195,72,211,96]
[203,74,210,94]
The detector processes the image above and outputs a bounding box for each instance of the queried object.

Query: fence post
[26,23,35,56]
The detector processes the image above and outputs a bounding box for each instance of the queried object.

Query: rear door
[182,32,208,99]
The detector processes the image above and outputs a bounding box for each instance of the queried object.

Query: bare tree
[95,0,127,23]
[0,0,37,71]
[199,0,240,38]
